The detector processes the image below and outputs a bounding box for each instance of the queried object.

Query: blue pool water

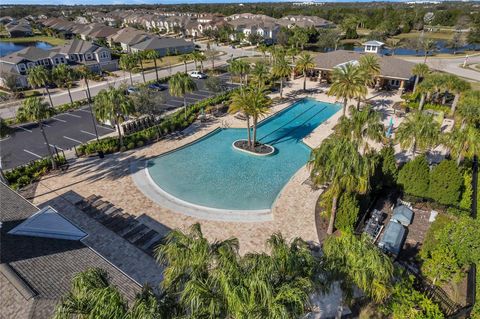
[147,98,341,211]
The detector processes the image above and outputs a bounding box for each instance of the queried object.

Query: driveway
[0,73,237,169]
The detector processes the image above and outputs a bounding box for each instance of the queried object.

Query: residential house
[6,19,33,37]
[130,36,194,56]
[108,27,149,52]
[280,15,335,29]
[228,17,281,43]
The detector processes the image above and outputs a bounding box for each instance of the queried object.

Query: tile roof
[131,36,194,51]
[313,50,415,80]
[0,183,142,319]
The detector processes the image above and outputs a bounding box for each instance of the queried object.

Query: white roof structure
[334,60,359,69]
[8,206,86,240]
[363,40,385,47]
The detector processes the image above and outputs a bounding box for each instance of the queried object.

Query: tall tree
[443,74,470,116]
[52,64,76,107]
[251,62,270,88]
[168,73,197,119]
[395,111,440,157]
[272,55,292,99]
[204,49,218,70]
[78,66,99,141]
[419,37,436,63]
[246,85,271,148]
[358,54,380,108]
[308,137,374,234]
[444,126,480,165]
[328,63,366,117]
[16,97,57,169]
[93,86,134,147]
[119,54,137,86]
[457,90,480,127]
[27,65,54,108]
[179,54,190,73]
[134,51,146,83]
[145,49,161,82]
[412,63,430,92]
[229,87,253,147]
[295,53,315,91]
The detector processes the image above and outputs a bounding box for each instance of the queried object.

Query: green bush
[5,156,66,190]
[136,140,144,147]
[397,155,430,198]
[0,117,13,138]
[127,142,135,150]
[380,145,398,187]
[335,192,360,232]
[428,160,463,205]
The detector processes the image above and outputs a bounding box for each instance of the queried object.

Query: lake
[0,41,53,57]
[338,41,479,56]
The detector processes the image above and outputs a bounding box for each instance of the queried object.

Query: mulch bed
[233,140,274,155]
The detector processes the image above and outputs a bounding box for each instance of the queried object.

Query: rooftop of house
[53,38,107,55]
[131,36,193,51]
[0,182,142,319]
[0,46,60,64]
[313,50,415,80]
[363,40,385,47]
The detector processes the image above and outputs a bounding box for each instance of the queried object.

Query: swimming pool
[145,98,341,212]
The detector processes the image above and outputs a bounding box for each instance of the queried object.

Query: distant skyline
[2,0,462,5]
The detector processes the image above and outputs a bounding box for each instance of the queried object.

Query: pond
[0,41,53,57]
[333,40,479,56]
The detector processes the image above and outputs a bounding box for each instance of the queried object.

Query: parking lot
[0,73,236,170]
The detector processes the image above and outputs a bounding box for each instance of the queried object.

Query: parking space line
[189,92,212,97]
[45,143,64,150]
[198,89,213,94]
[162,103,178,108]
[78,109,92,113]
[42,123,52,128]
[24,149,42,158]
[18,126,32,133]
[97,125,115,131]
[61,113,82,118]
[81,130,97,137]
[52,117,67,123]
[64,136,83,143]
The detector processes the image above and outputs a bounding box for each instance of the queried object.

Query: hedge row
[5,156,66,190]
[76,90,235,156]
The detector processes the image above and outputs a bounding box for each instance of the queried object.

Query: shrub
[428,160,463,205]
[380,144,398,187]
[136,140,144,147]
[127,142,135,150]
[5,156,66,190]
[459,170,473,210]
[0,117,13,138]
[335,192,360,232]
[120,146,127,152]
[397,155,430,198]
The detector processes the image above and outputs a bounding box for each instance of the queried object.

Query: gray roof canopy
[379,220,406,256]
[392,205,414,226]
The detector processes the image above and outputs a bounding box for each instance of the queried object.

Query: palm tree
[27,65,54,107]
[295,53,315,91]
[386,38,403,56]
[328,63,366,117]
[443,74,470,116]
[145,49,161,82]
[272,55,292,99]
[412,63,430,92]
[420,38,436,63]
[443,126,480,165]
[358,54,380,109]
[134,51,146,83]
[16,97,57,169]
[246,85,271,148]
[323,232,393,302]
[228,60,250,86]
[308,137,374,234]
[204,49,217,70]
[78,66,99,141]
[119,54,137,86]
[257,43,268,61]
[52,64,76,107]
[168,73,197,119]
[179,54,190,73]
[197,52,206,72]
[458,90,480,127]
[229,87,253,147]
[335,105,384,153]
[251,62,270,88]
[93,86,134,147]
[395,111,440,157]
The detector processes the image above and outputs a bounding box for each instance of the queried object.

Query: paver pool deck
[31,79,403,254]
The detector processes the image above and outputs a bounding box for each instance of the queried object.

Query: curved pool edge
[130,159,274,222]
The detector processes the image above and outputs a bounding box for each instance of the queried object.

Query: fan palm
[93,86,134,147]
[443,74,470,116]
[190,51,202,70]
[295,53,315,91]
[308,137,374,234]
[228,59,250,86]
[272,56,292,99]
[443,126,480,165]
[358,54,380,108]
[246,85,272,148]
[251,61,269,88]
[323,232,393,303]
[328,63,366,117]
[16,97,57,169]
[229,87,253,147]
[386,38,403,56]
[335,105,384,153]
[420,38,436,63]
[179,54,190,73]
[457,90,480,127]
[395,111,440,157]
[204,49,217,70]
[145,49,161,82]
[52,64,76,107]
[168,72,197,119]
[27,65,54,107]
[412,63,430,92]
[119,54,137,86]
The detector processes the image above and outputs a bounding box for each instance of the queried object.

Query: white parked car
[188,71,207,79]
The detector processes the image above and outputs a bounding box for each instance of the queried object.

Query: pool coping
[131,159,273,222]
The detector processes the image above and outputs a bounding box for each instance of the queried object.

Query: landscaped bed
[232,140,275,156]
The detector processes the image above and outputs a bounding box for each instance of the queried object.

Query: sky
[3,0,422,5]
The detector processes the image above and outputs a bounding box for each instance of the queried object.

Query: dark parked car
[148,83,167,91]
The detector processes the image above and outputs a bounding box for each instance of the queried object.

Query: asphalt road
[0,73,236,170]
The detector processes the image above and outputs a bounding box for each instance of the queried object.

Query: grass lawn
[0,36,68,46]
[142,55,185,70]
[393,30,457,41]
[236,56,268,64]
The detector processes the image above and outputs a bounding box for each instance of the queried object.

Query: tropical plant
[397,155,430,198]
[119,54,138,85]
[246,85,271,148]
[168,73,197,119]
[130,86,164,115]
[328,63,367,116]
[443,125,480,165]
[295,53,315,91]
[52,64,76,106]
[179,54,190,73]
[271,55,292,99]
[251,62,270,88]
[419,37,437,63]
[16,97,57,169]
[229,87,252,147]
[323,232,394,302]
[204,76,224,93]
[457,90,480,127]
[395,111,440,156]
[359,54,381,87]
[145,49,161,82]
[386,38,403,56]
[134,51,147,83]
[442,74,470,115]
[335,105,384,153]
[190,51,202,70]
[308,137,374,234]
[228,59,250,86]
[428,159,463,205]
[27,65,54,107]
[412,63,430,92]
[93,86,134,147]
[204,49,218,70]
